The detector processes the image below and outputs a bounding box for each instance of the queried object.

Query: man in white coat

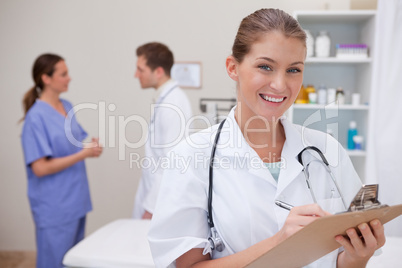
[132,42,192,219]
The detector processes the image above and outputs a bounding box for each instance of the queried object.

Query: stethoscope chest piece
[208,227,225,252]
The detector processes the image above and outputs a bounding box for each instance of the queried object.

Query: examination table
[63,219,401,268]
[63,219,154,268]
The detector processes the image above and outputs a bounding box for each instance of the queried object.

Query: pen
[275,200,294,211]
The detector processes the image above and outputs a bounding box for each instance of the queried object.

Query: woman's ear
[41,74,51,86]
[226,56,239,82]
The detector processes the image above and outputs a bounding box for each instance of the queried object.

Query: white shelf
[347,150,366,157]
[293,10,376,23]
[293,104,369,110]
[306,57,372,64]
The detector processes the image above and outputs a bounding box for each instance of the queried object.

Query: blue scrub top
[21,99,92,228]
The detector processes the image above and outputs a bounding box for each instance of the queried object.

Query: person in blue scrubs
[20,53,103,268]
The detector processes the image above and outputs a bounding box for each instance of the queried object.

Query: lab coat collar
[215,107,297,186]
[212,108,274,184]
[276,118,306,193]
[217,107,305,159]
[216,107,337,190]
[152,79,178,104]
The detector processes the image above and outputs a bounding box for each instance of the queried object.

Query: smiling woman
[226,31,306,124]
[225,30,306,163]
[147,8,385,268]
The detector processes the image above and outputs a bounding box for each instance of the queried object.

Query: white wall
[0,0,351,250]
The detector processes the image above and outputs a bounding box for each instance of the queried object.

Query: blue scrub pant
[35,216,86,268]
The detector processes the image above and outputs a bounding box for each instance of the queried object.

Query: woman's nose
[269,73,286,92]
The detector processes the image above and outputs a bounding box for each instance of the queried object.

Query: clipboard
[246,185,402,268]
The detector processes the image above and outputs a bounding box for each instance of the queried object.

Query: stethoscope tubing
[297,146,347,209]
[208,119,226,228]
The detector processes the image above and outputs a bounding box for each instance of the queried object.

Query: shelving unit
[306,57,372,63]
[293,104,369,110]
[289,10,376,180]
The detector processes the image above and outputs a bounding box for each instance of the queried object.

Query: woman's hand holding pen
[83,137,103,158]
[274,204,331,245]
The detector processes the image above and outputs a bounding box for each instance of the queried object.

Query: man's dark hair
[136,42,174,76]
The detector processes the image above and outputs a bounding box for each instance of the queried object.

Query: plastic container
[305,84,316,104]
[351,93,361,106]
[308,93,317,104]
[305,30,314,57]
[315,31,331,57]
[295,84,308,104]
[347,121,358,150]
[317,84,327,105]
[336,44,368,59]
[353,135,364,150]
[327,88,337,104]
[336,87,345,105]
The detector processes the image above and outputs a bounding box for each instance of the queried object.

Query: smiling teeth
[262,95,284,103]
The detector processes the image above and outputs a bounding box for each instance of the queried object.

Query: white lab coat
[148,107,362,268]
[133,80,192,218]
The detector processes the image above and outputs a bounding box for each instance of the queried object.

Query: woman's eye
[259,65,271,71]
[288,68,301,73]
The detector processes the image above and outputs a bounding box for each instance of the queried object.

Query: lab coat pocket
[317,197,345,214]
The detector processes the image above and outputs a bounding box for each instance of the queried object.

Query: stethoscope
[148,84,178,153]
[297,146,347,210]
[207,120,347,252]
[150,84,178,126]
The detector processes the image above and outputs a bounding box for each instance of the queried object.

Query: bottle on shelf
[351,93,361,106]
[305,30,314,57]
[353,135,364,150]
[309,92,317,104]
[305,84,316,104]
[347,121,358,150]
[317,84,327,105]
[327,88,337,104]
[295,84,308,104]
[336,87,345,105]
[315,30,331,57]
